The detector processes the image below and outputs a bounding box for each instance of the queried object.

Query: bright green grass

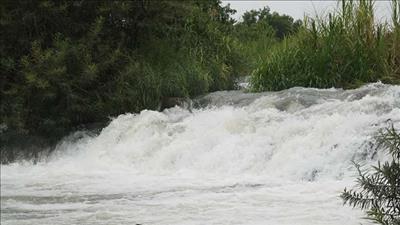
[251,0,400,91]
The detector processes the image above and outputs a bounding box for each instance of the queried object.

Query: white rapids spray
[1,82,400,225]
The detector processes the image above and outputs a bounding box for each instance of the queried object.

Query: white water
[1,83,400,225]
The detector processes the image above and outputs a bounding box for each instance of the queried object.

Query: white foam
[1,83,399,225]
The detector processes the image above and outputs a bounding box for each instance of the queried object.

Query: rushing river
[1,83,400,225]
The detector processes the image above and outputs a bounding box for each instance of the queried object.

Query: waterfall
[1,82,399,225]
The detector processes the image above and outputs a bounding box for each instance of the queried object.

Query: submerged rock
[158,97,193,111]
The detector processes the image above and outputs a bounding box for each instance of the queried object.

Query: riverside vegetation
[3,0,398,146]
[0,2,399,144]
[342,124,400,225]
[0,0,301,160]
[1,1,400,224]
[251,0,400,91]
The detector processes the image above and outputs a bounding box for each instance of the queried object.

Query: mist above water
[1,82,399,225]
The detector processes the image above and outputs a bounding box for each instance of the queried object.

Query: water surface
[2,83,400,225]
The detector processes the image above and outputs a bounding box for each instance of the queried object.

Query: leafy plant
[233,7,301,76]
[0,0,240,140]
[341,124,400,225]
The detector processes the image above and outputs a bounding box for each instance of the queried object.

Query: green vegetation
[232,7,302,75]
[0,0,300,162]
[2,0,399,163]
[0,0,240,139]
[251,0,400,91]
[341,124,400,225]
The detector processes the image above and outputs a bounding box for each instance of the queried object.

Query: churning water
[1,83,400,225]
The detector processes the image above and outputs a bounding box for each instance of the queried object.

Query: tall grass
[251,0,400,91]
[233,21,278,76]
[390,0,400,80]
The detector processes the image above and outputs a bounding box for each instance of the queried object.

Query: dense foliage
[251,0,400,91]
[0,0,241,139]
[233,7,302,75]
[0,0,302,162]
[341,124,400,225]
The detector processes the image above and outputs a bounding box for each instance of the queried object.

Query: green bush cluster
[252,0,400,91]
[0,0,304,141]
[0,0,243,139]
[233,7,302,76]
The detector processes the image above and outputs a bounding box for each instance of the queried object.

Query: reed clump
[251,0,400,91]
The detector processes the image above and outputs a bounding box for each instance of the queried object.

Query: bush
[233,7,301,76]
[0,0,241,141]
[341,124,400,225]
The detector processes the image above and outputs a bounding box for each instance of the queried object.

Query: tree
[0,0,242,152]
[341,124,400,225]
[237,7,302,40]
[232,7,302,75]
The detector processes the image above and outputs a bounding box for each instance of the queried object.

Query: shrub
[341,124,400,225]
[0,0,241,141]
[233,7,301,76]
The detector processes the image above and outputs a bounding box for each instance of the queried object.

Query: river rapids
[1,82,400,225]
